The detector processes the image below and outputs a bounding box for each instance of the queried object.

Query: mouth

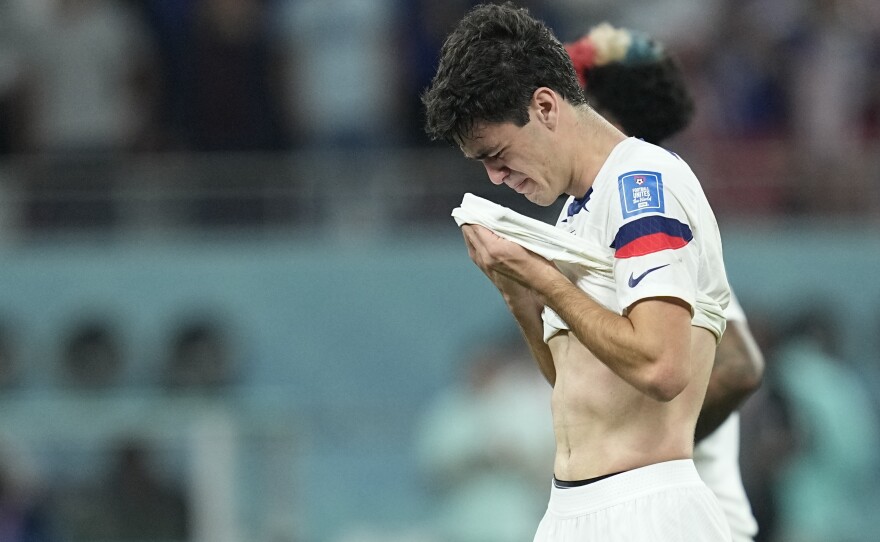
[511,178,530,194]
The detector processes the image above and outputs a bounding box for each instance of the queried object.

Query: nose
[484,162,509,186]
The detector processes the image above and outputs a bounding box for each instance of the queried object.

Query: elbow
[738,351,766,397]
[725,320,767,398]
[647,381,687,403]
[642,359,688,402]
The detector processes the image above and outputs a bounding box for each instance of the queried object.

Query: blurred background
[0,0,878,541]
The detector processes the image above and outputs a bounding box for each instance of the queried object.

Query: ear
[531,87,559,131]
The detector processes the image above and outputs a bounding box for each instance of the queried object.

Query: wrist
[500,286,542,316]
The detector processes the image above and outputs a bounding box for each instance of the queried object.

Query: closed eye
[484,150,503,163]
[469,146,504,162]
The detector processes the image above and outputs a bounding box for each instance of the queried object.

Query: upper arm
[695,317,765,441]
[627,297,694,400]
[628,296,693,354]
[709,318,765,397]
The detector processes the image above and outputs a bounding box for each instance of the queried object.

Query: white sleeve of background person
[693,416,758,541]
[693,291,759,541]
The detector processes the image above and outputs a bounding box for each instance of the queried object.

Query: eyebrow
[467,146,499,161]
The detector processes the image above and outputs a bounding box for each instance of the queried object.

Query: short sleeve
[610,169,700,314]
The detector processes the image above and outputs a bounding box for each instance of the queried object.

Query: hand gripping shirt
[542,137,730,342]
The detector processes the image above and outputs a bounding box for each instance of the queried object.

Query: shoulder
[614,138,687,166]
[602,139,695,192]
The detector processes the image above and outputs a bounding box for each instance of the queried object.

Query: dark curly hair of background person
[584,56,694,145]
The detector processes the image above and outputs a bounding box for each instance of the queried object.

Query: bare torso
[547,325,717,480]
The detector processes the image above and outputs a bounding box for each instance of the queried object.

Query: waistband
[547,459,705,517]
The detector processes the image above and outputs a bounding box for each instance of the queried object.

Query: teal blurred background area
[0,0,879,541]
[0,204,878,542]
[0,233,515,541]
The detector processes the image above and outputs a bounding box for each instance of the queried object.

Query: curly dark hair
[583,56,694,144]
[422,2,586,145]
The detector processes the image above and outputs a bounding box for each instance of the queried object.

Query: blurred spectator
[0,441,56,542]
[60,320,124,389]
[16,0,159,153]
[788,0,874,163]
[55,438,189,542]
[781,0,877,214]
[701,0,791,139]
[0,320,22,389]
[613,0,726,52]
[0,2,29,156]
[414,333,553,542]
[394,0,476,146]
[863,29,880,139]
[275,0,396,147]
[6,0,158,232]
[134,0,198,150]
[140,0,292,151]
[770,305,880,542]
[161,319,235,392]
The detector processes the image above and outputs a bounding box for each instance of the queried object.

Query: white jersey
[694,292,759,542]
[542,137,730,342]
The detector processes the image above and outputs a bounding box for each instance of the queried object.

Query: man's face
[459,114,562,207]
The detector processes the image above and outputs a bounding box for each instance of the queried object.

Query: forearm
[695,319,764,442]
[502,289,556,385]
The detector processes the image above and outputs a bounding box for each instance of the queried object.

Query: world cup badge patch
[618,171,664,218]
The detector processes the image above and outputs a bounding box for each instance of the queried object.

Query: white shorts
[533,459,732,542]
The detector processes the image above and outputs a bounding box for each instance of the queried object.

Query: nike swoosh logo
[628,264,670,287]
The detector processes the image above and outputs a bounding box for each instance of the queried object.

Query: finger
[461,227,490,267]
[464,223,493,242]
[461,229,477,260]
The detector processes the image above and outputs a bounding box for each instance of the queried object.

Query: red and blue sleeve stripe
[611,216,693,259]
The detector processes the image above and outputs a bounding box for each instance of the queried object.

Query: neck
[567,106,627,197]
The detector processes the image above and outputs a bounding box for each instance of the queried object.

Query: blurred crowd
[0,0,878,216]
[0,312,236,541]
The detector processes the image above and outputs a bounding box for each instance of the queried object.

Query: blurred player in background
[564,24,764,542]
